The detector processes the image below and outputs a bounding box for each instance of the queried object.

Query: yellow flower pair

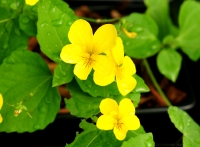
[96,98,140,140]
[60,19,137,96]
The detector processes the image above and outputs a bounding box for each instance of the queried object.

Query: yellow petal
[112,37,124,66]
[119,98,135,119]
[93,55,114,77]
[68,19,93,52]
[113,125,128,140]
[116,74,137,96]
[0,114,2,123]
[96,115,116,130]
[60,44,84,64]
[74,60,92,80]
[93,71,115,86]
[0,94,3,109]
[122,28,137,38]
[25,0,39,6]
[100,98,118,117]
[121,115,140,130]
[92,24,117,53]
[121,56,136,75]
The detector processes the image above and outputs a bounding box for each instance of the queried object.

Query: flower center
[82,53,96,68]
[115,118,124,130]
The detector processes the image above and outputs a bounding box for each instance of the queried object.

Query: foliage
[0,0,200,146]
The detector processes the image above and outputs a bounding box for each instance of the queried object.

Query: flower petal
[74,60,92,80]
[112,37,124,66]
[68,19,93,52]
[93,71,115,86]
[121,115,140,130]
[121,56,136,75]
[100,98,118,117]
[119,98,135,119]
[25,0,39,6]
[116,74,137,96]
[92,24,117,53]
[96,115,116,130]
[0,94,3,110]
[113,125,128,140]
[0,114,2,123]
[93,55,114,77]
[60,44,84,64]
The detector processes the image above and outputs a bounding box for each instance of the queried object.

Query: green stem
[78,16,120,23]
[143,59,172,106]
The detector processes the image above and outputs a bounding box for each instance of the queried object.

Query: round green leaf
[121,133,154,147]
[37,0,77,63]
[19,4,38,37]
[177,1,200,61]
[75,72,120,98]
[156,49,182,82]
[168,106,200,147]
[117,13,161,59]
[0,50,61,132]
[52,61,74,87]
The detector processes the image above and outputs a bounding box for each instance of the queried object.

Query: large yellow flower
[25,0,39,6]
[60,19,117,80]
[94,37,137,96]
[96,98,140,140]
[0,94,3,123]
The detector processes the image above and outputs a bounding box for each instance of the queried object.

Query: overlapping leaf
[177,1,200,61]
[168,106,200,147]
[144,0,178,40]
[116,13,161,59]
[66,120,147,147]
[157,49,182,82]
[0,50,61,132]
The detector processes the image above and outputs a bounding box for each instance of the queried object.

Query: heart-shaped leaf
[0,50,61,132]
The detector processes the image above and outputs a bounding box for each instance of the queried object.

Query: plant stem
[78,16,120,23]
[143,59,172,106]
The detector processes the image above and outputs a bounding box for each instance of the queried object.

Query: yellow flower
[0,94,3,123]
[60,19,117,80]
[122,28,137,38]
[94,37,137,96]
[96,98,140,140]
[25,0,39,6]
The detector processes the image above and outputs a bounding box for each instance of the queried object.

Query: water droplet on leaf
[39,106,46,114]
[41,23,48,27]
[34,124,40,130]
[51,19,63,27]
[47,32,50,36]
[10,2,19,10]
[45,97,51,104]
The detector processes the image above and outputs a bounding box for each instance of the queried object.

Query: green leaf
[0,17,29,64]
[156,49,182,82]
[121,133,154,147]
[168,106,200,147]
[117,13,161,59]
[67,120,147,147]
[37,0,77,63]
[75,72,120,98]
[0,50,61,132]
[133,74,150,93]
[52,61,74,87]
[176,1,200,61]
[144,0,179,40]
[19,4,38,36]
[65,80,103,118]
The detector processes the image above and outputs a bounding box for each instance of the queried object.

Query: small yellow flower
[60,19,117,80]
[122,28,137,38]
[0,94,3,123]
[96,98,140,140]
[25,0,39,6]
[94,37,137,96]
